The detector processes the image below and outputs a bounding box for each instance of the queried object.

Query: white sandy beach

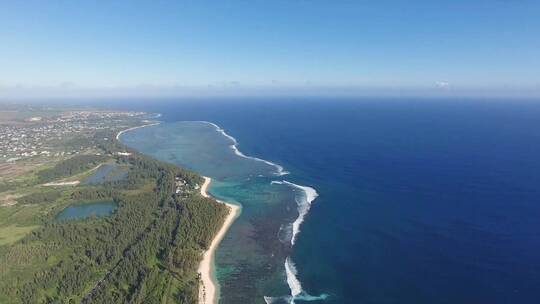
[198,176,240,304]
[115,122,160,140]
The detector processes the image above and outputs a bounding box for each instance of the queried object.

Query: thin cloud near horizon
[1,83,539,99]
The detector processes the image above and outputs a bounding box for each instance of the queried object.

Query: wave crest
[199,121,289,176]
[271,180,318,246]
[263,257,329,304]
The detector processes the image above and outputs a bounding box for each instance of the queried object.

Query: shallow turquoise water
[55,200,117,221]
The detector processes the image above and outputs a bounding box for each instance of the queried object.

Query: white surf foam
[198,121,290,176]
[285,257,303,298]
[263,296,280,304]
[278,223,294,244]
[271,180,318,246]
[145,113,161,119]
[270,181,328,302]
[283,256,330,303]
[263,257,303,304]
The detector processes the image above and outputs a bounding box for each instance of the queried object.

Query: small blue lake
[55,200,117,221]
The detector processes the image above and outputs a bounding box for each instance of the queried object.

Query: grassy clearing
[0,224,39,246]
[122,180,155,195]
[0,203,43,225]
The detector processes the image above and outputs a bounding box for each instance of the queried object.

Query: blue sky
[1,1,539,97]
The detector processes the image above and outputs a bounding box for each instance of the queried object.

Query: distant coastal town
[0,110,146,162]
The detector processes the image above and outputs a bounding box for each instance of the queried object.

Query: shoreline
[198,176,240,304]
[115,119,319,301]
[115,122,160,141]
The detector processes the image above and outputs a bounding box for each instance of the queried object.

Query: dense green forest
[37,154,108,183]
[0,131,229,303]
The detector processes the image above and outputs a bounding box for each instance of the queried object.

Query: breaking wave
[278,223,294,244]
[200,121,290,176]
[264,257,329,304]
[271,180,318,246]
[269,181,328,302]
[285,257,303,298]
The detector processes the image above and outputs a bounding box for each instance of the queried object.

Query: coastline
[116,120,320,302]
[198,176,240,304]
[115,122,160,141]
[117,122,240,303]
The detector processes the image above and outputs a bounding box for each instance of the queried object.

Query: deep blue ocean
[115,97,540,303]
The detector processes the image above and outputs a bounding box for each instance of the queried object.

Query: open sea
[115,97,540,303]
